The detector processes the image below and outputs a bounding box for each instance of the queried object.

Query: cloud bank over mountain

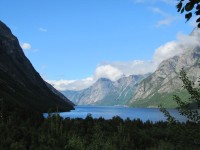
[47,29,200,91]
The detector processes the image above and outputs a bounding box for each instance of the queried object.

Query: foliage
[131,90,189,108]
[159,105,176,123]
[177,0,200,27]
[0,108,200,150]
[160,68,200,123]
[0,68,199,150]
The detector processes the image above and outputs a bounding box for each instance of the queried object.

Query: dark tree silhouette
[177,0,200,27]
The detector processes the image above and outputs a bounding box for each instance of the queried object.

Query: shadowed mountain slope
[0,21,74,113]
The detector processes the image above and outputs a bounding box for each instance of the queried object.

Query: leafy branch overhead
[160,68,200,123]
[177,0,200,27]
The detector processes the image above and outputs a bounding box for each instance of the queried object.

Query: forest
[0,66,200,150]
[1,69,200,150]
[1,1,200,149]
[0,107,200,150]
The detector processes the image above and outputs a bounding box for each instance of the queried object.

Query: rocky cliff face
[62,29,200,108]
[130,45,200,107]
[63,75,147,105]
[0,21,74,112]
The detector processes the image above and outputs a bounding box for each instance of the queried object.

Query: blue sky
[0,0,196,90]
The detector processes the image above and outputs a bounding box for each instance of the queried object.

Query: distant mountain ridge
[129,45,200,108]
[62,29,200,108]
[0,21,74,113]
[62,74,148,105]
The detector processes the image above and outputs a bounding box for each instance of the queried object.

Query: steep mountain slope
[45,82,75,107]
[130,45,200,108]
[0,21,74,112]
[62,75,147,105]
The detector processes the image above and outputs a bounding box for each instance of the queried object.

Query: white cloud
[20,42,39,53]
[100,60,157,77]
[132,1,177,27]
[177,31,200,48]
[46,29,200,91]
[47,79,76,91]
[94,65,123,81]
[150,7,177,27]
[153,41,182,63]
[189,16,199,28]
[46,77,95,91]
[46,65,124,91]
[151,7,167,16]
[21,43,31,50]
[46,62,157,91]
[156,17,175,27]
[39,27,47,32]
[153,29,200,64]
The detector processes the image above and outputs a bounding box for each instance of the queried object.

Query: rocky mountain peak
[0,21,12,35]
[0,21,23,56]
[97,77,112,82]
[130,45,200,107]
[62,74,148,105]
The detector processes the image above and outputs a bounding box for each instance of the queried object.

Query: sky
[0,0,197,91]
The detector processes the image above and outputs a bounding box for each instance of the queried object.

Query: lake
[45,106,188,122]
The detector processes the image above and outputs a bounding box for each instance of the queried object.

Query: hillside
[130,45,200,108]
[0,21,74,113]
[62,29,200,108]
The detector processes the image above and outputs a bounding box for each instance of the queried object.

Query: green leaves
[176,0,200,27]
[185,2,194,12]
[181,7,185,14]
[177,2,183,12]
[196,16,200,28]
[185,12,192,22]
[159,105,176,123]
[160,69,200,123]
[196,17,200,22]
[198,22,200,28]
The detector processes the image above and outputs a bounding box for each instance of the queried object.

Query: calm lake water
[46,106,187,122]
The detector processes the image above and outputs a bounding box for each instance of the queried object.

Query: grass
[130,90,190,108]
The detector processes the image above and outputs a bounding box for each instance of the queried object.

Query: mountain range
[129,44,200,108]
[2,17,199,112]
[0,21,74,113]
[62,75,147,105]
[62,29,200,108]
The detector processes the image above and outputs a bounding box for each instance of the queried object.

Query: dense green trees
[1,2,200,149]
[0,110,200,150]
[1,69,200,149]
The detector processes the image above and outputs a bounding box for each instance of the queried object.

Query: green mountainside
[130,44,200,108]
